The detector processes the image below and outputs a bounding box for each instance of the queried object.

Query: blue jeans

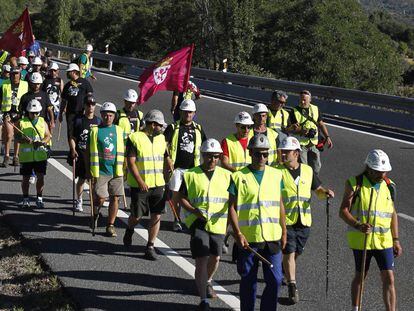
[237,245,283,311]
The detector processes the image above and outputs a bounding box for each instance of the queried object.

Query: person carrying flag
[171,80,201,122]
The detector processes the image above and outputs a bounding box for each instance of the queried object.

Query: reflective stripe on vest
[232,166,282,243]
[19,117,47,163]
[267,109,289,130]
[293,104,319,146]
[225,133,251,171]
[346,175,395,250]
[183,166,231,234]
[127,131,166,188]
[1,81,28,112]
[170,121,202,166]
[116,109,143,138]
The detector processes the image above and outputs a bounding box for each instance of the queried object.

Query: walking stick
[72,158,76,216]
[167,199,181,222]
[89,179,96,236]
[57,122,62,142]
[326,197,330,298]
[246,245,274,268]
[122,190,128,209]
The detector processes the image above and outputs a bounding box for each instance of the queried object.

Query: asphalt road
[1,69,413,311]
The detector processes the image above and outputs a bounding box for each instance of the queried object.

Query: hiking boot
[288,283,299,304]
[206,283,217,299]
[106,224,117,237]
[0,156,10,168]
[75,199,83,212]
[21,198,30,208]
[36,198,44,209]
[198,301,210,311]
[173,220,183,232]
[12,157,19,166]
[123,228,134,247]
[144,247,157,261]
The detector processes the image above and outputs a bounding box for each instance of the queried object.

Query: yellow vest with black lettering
[19,117,48,163]
[249,128,279,167]
[347,175,394,250]
[293,104,319,146]
[1,80,29,112]
[232,166,282,243]
[267,109,289,131]
[80,53,90,79]
[183,166,231,234]
[89,125,125,178]
[169,121,201,167]
[279,164,313,226]
[127,131,166,188]
[225,134,251,171]
[116,108,143,138]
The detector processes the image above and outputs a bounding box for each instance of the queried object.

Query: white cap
[49,62,59,70]
[234,111,254,125]
[253,104,268,114]
[29,72,43,84]
[26,99,42,112]
[86,44,93,52]
[278,136,301,151]
[144,109,166,126]
[17,56,29,65]
[365,149,392,172]
[2,64,11,72]
[180,99,196,112]
[66,63,80,72]
[31,56,42,65]
[248,134,270,150]
[100,102,117,113]
[201,138,223,153]
[124,89,138,102]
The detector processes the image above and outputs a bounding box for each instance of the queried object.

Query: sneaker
[12,157,19,166]
[106,224,117,237]
[123,228,134,247]
[288,283,299,304]
[21,198,30,208]
[198,301,210,311]
[222,244,228,254]
[75,199,83,212]
[0,156,10,168]
[173,220,183,232]
[206,283,217,299]
[36,198,44,209]
[144,247,157,261]
[29,175,36,184]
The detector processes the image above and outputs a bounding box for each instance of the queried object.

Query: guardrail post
[57,50,61,59]
[109,61,113,71]
[90,57,93,67]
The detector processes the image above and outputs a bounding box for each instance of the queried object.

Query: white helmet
[49,62,59,70]
[124,89,138,102]
[26,99,42,113]
[234,111,254,125]
[86,44,93,52]
[66,63,80,72]
[31,56,42,66]
[253,103,268,114]
[201,138,223,153]
[278,136,301,151]
[248,134,270,150]
[17,56,29,65]
[2,64,11,72]
[180,99,196,112]
[29,72,43,84]
[365,149,392,172]
[100,102,117,113]
[144,109,166,126]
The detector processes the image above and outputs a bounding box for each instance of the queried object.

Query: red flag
[138,44,194,104]
[0,8,34,57]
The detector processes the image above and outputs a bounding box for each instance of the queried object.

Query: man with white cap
[42,62,63,121]
[164,99,207,232]
[0,64,10,85]
[115,89,143,139]
[278,136,334,304]
[17,56,29,80]
[123,109,170,260]
[339,149,402,311]
[88,102,125,237]
[178,138,231,310]
[25,56,44,83]
[78,44,96,80]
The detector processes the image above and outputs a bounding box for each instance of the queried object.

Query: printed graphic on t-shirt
[180,131,195,153]
[79,129,89,150]
[45,83,60,110]
[103,133,115,160]
[68,81,80,97]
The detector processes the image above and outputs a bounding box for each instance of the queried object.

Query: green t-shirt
[97,125,117,176]
[79,54,91,78]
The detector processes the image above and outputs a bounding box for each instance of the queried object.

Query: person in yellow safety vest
[0,50,9,70]
[123,109,171,261]
[178,138,231,310]
[221,111,254,172]
[88,102,125,237]
[267,90,290,133]
[165,99,207,232]
[115,89,143,140]
[278,136,334,304]
[251,104,279,167]
[171,80,201,122]
[228,134,287,311]
[17,99,51,209]
[339,149,402,311]
[0,64,10,86]
[288,90,333,175]
[0,67,29,168]
[78,44,96,80]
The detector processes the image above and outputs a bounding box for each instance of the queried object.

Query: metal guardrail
[40,41,414,134]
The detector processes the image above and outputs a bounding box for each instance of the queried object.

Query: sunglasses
[253,152,269,158]
[205,154,220,159]
[239,125,251,130]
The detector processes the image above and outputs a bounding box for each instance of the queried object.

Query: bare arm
[315,186,335,200]
[318,120,333,148]
[228,194,248,248]
[279,195,287,249]
[171,91,178,114]
[391,208,402,257]
[220,155,237,172]
[127,155,148,192]
[177,192,206,220]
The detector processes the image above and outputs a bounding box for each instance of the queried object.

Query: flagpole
[183,44,194,91]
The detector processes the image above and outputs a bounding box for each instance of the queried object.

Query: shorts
[168,168,187,192]
[190,219,225,258]
[130,186,166,218]
[94,175,124,198]
[353,248,394,272]
[20,161,47,176]
[283,226,311,255]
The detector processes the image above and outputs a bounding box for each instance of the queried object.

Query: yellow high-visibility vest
[169,121,202,167]
[1,80,28,112]
[116,108,143,138]
[19,117,48,163]
[225,134,251,171]
[267,109,289,131]
[293,104,319,146]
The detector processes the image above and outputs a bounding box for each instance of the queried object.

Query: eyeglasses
[205,154,220,159]
[30,112,40,115]
[253,152,269,158]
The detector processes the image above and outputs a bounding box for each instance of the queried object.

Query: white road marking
[398,213,414,223]
[47,157,240,310]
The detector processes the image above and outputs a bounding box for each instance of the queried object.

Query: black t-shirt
[72,115,102,151]
[179,168,215,196]
[19,91,53,119]
[115,108,142,133]
[42,77,62,110]
[164,122,207,169]
[289,106,322,124]
[61,77,93,114]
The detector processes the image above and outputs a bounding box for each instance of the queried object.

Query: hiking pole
[72,158,76,216]
[57,122,62,142]
[7,120,31,141]
[122,190,128,210]
[89,179,96,236]
[167,199,181,222]
[246,245,273,268]
[326,197,330,299]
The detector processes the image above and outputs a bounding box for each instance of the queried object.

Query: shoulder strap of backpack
[350,173,364,206]
[383,176,395,202]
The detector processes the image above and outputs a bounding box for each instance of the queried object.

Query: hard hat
[234,111,254,125]
[144,109,166,126]
[2,64,11,72]
[100,102,117,113]
[253,103,268,114]
[17,56,29,65]
[201,138,223,153]
[248,133,270,150]
[179,99,196,112]
[27,51,35,57]
[49,62,59,70]
[26,99,42,113]
[31,56,42,65]
[124,89,138,102]
[10,66,21,74]
[278,136,301,151]
[66,63,80,72]
[84,94,96,105]
[365,149,392,172]
[86,44,93,52]
[29,72,43,84]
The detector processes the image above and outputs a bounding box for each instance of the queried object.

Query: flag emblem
[153,57,173,85]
